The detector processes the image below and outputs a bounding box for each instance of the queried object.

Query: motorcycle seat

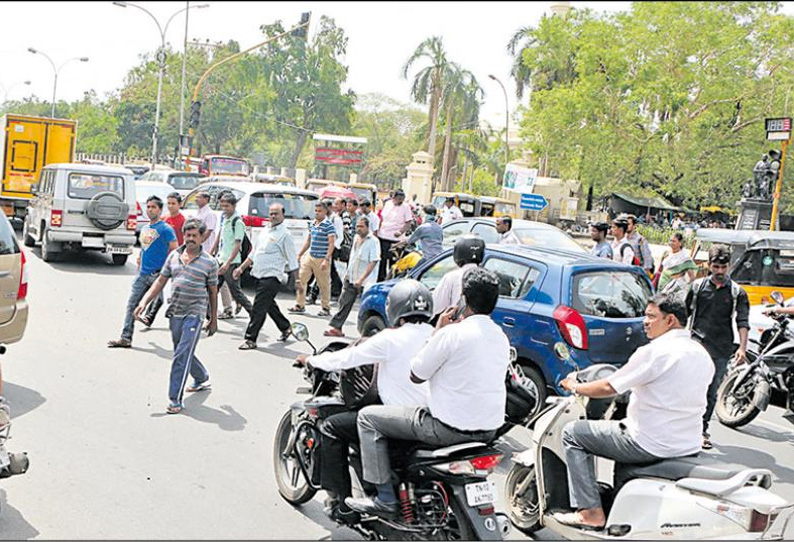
[616,455,745,485]
[409,442,492,460]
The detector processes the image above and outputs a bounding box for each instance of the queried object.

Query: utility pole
[178,1,190,149]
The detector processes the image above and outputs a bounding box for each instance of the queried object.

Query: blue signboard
[520,193,548,211]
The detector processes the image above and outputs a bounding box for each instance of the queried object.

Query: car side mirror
[291,322,309,342]
[771,291,785,306]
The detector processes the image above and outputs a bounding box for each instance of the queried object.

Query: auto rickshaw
[479,196,517,218]
[693,229,794,305]
[347,182,378,205]
[431,192,481,217]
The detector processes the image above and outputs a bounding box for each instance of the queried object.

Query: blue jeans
[168,315,209,405]
[121,273,159,341]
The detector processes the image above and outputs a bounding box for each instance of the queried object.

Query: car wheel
[22,216,35,247]
[41,230,60,263]
[360,314,386,337]
[111,254,128,266]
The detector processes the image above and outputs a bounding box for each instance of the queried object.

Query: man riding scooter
[555,291,714,530]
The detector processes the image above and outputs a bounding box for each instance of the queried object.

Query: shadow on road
[1,382,46,420]
[737,423,794,444]
[712,442,794,483]
[133,341,173,362]
[292,499,361,541]
[0,489,39,540]
[151,391,247,432]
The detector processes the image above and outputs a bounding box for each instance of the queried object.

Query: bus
[199,154,250,177]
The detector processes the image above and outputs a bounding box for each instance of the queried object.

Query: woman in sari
[657,232,698,292]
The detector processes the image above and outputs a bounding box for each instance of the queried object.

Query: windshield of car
[211,158,249,176]
[571,271,652,318]
[168,174,202,191]
[68,173,125,200]
[0,215,19,255]
[514,226,585,252]
[136,184,175,204]
[248,192,317,220]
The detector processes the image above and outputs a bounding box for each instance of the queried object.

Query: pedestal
[736,198,774,230]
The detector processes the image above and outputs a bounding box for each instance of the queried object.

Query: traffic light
[190,100,201,130]
[292,12,311,39]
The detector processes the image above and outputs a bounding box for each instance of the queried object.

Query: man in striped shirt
[134,218,219,415]
[291,201,336,316]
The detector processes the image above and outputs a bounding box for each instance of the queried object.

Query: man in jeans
[324,217,380,337]
[291,201,336,316]
[212,191,253,317]
[134,219,219,414]
[108,195,177,348]
[685,244,749,449]
[233,203,298,350]
[555,292,713,530]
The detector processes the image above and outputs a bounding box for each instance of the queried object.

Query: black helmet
[453,235,486,267]
[385,279,433,327]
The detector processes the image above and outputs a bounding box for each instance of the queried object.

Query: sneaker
[107,338,132,348]
[186,379,211,393]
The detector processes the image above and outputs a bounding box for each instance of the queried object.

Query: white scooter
[504,364,794,540]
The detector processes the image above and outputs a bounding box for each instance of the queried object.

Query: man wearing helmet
[295,279,435,524]
[432,235,486,317]
[347,267,510,518]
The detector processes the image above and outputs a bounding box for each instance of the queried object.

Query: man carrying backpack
[212,191,253,317]
[685,244,749,450]
[626,214,655,275]
[610,215,638,265]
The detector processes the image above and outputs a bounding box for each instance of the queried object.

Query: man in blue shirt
[291,201,336,316]
[109,195,177,348]
[396,205,443,267]
[589,222,613,259]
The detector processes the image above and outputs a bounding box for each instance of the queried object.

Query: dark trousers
[245,276,290,343]
[329,281,360,331]
[703,355,731,434]
[377,238,396,282]
[144,296,164,324]
[319,411,360,498]
[217,263,253,315]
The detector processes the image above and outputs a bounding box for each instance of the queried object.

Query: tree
[439,68,483,191]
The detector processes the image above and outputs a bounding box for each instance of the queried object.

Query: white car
[138,169,204,197]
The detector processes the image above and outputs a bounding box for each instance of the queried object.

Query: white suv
[22,163,137,265]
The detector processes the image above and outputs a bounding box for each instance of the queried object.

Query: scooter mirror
[771,291,785,306]
[291,322,309,342]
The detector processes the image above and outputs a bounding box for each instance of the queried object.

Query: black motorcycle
[272,324,533,541]
[716,292,794,428]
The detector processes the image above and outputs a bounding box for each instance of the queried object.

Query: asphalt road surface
[0,243,792,539]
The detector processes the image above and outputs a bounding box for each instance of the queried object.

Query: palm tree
[507,25,534,99]
[402,36,454,168]
[440,69,483,191]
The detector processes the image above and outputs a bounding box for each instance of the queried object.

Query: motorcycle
[717,290,794,428]
[506,363,794,539]
[387,242,423,280]
[272,323,531,540]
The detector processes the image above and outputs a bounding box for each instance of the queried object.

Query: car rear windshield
[0,215,19,255]
[571,270,652,318]
[68,173,125,200]
[514,227,584,252]
[248,193,317,220]
[168,174,202,191]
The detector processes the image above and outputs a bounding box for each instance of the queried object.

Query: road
[0,242,792,539]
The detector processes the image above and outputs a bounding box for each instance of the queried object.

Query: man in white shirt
[432,235,485,317]
[194,190,218,253]
[439,197,463,224]
[496,216,521,245]
[610,215,636,265]
[295,279,434,524]
[360,199,380,236]
[346,268,509,519]
[553,291,714,530]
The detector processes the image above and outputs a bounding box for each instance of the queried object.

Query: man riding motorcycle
[555,291,714,530]
[295,280,435,524]
[346,267,510,519]
[432,235,485,317]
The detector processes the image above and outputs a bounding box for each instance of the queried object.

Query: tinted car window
[168,173,202,191]
[483,257,541,298]
[442,222,471,247]
[418,254,457,291]
[572,271,652,318]
[0,215,19,255]
[249,192,317,220]
[68,173,125,200]
[733,249,794,287]
[514,226,585,252]
[472,223,499,244]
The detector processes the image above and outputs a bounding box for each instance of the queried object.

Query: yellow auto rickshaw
[431,192,481,217]
[479,196,517,218]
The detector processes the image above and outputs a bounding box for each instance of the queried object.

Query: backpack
[619,243,642,266]
[230,216,252,262]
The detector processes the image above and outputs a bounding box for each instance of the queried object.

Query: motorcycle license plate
[465,481,497,507]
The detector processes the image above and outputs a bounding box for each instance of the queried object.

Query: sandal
[218,309,234,320]
[702,436,713,450]
[551,512,604,531]
[107,338,132,348]
[324,328,345,337]
[166,403,183,415]
[317,308,332,317]
[238,340,258,350]
[288,306,306,314]
[186,379,211,393]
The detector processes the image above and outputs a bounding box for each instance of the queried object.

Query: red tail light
[553,305,588,350]
[50,210,62,228]
[17,250,28,300]
[126,215,137,230]
[469,454,503,471]
[242,214,269,227]
[749,510,775,532]
[136,202,142,216]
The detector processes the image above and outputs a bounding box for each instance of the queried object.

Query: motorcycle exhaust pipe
[495,513,512,538]
[8,452,28,476]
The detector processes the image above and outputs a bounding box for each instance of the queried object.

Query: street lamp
[113,1,209,168]
[28,48,88,118]
[0,80,31,103]
[488,74,510,184]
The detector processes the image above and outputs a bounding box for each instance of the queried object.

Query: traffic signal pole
[186,13,310,158]
[770,138,788,231]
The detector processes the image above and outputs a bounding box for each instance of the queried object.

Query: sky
[1,1,792,130]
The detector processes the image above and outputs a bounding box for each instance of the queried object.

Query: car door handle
[502,317,516,328]
[0,271,10,278]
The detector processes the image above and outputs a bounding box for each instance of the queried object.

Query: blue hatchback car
[357,244,654,406]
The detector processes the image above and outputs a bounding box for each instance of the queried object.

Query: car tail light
[553,305,588,350]
[17,250,28,300]
[434,453,503,476]
[136,201,142,216]
[50,210,62,228]
[749,510,776,532]
[126,215,137,230]
[242,214,269,227]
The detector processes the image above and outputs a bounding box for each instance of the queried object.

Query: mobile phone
[452,295,467,320]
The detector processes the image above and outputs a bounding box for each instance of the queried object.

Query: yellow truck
[0,114,77,220]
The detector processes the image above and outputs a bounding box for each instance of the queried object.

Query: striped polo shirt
[309,218,336,259]
[161,247,219,318]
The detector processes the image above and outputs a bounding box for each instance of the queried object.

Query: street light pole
[113,2,208,168]
[178,1,190,157]
[489,74,510,185]
[28,48,88,118]
[0,80,31,103]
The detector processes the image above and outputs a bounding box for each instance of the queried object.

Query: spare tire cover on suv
[85,191,129,231]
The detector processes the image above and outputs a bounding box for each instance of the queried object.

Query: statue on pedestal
[742,179,755,199]
[750,150,781,201]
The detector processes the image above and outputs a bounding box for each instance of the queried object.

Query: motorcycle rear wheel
[505,463,541,535]
[716,372,762,428]
[273,410,317,505]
